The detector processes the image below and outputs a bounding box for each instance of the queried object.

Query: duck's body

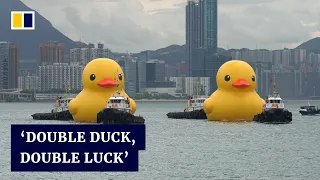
[204,90,264,121]
[69,58,136,123]
[69,91,110,123]
[69,90,136,123]
[204,60,265,121]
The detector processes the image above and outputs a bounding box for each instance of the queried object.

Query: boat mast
[196,77,199,98]
[66,80,70,97]
[271,67,277,96]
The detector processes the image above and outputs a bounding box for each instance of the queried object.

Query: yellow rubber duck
[68,58,136,123]
[204,60,265,121]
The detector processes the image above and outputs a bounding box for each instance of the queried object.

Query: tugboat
[299,102,320,115]
[31,81,73,120]
[51,96,73,113]
[167,79,208,119]
[97,91,145,124]
[106,91,131,113]
[253,76,292,124]
[184,96,206,112]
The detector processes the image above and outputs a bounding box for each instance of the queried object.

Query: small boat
[167,80,208,119]
[97,91,145,124]
[31,81,73,120]
[106,91,131,113]
[299,102,320,115]
[32,96,73,120]
[184,96,207,112]
[253,76,292,124]
[51,96,73,113]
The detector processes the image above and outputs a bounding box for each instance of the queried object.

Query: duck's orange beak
[97,78,118,88]
[232,79,250,88]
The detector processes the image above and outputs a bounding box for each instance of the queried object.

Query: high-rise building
[191,49,230,92]
[281,48,291,67]
[146,60,166,82]
[165,64,178,77]
[70,43,112,65]
[230,49,272,63]
[39,42,64,65]
[136,60,146,93]
[139,51,150,62]
[177,61,187,77]
[169,77,210,96]
[18,76,38,90]
[0,42,18,89]
[186,0,218,76]
[38,63,83,90]
[118,58,137,97]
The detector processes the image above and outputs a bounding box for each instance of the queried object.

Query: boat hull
[97,108,145,124]
[166,109,207,119]
[31,110,73,121]
[253,108,292,124]
[299,111,320,116]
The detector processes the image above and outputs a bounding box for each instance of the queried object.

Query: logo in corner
[11,11,35,30]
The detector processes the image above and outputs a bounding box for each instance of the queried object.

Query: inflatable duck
[68,58,136,123]
[204,60,265,121]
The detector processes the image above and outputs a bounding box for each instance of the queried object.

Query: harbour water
[0,101,320,179]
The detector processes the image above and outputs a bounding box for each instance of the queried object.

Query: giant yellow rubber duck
[68,58,136,123]
[204,60,265,121]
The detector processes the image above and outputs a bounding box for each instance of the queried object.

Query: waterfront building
[18,76,38,90]
[38,63,83,90]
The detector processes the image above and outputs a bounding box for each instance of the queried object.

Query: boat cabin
[264,95,284,109]
[106,95,131,113]
[299,106,319,112]
[185,97,207,112]
[52,96,73,112]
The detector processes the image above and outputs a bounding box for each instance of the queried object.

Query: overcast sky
[21,0,320,52]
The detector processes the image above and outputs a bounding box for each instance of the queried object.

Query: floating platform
[31,110,73,121]
[97,108,145,124]
[253,108,292,124]
[166,109,207,119]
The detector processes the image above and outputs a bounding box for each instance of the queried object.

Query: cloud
[21,0,320,52]
[220,0,278,4]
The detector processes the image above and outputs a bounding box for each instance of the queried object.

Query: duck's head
[82,58,124,92]
[216,60,256,92]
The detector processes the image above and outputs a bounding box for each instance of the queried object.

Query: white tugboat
[97,91,145,124]
[184,79,208,112]
[51,96,73,113]
[51,81,73,113]
[167,78,208,119]
[253,74,292,123]
[263,93,284,110]
[32,81,73,120]
[106,91,131,113]
[184,96,207,112]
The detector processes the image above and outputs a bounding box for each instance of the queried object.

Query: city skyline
[19,0,320,52]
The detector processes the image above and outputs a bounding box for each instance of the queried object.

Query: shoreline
[2,99,320,103]
[135,99,187,102]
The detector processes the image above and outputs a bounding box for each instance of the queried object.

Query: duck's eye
[118,74,122,81]
[251,75,255,82]
[90,74,95,81]
[224,75,230,82]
